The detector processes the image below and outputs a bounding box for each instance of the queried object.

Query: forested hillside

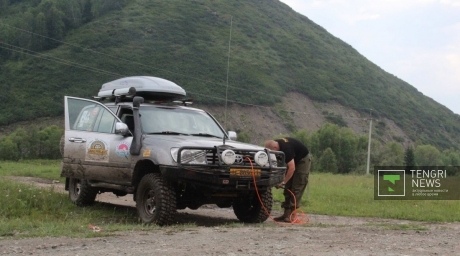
[1,0,460,149]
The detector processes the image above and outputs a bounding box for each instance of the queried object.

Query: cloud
[445,51,460,85]
[440,0,460,7]
[341,10,381,24]
[280,0,460,113]
[283,0,459,24]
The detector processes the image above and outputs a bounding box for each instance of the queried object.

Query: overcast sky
[279,0,460,114]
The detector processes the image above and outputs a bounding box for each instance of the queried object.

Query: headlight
[171,148,207,164]
[221,149,236,165]
[254,151,269,166]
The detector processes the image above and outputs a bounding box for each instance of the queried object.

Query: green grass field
[0,160,458,238]
[278,173,460,222]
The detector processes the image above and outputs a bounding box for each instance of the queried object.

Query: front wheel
[68,178,97,206]
[136,173,176,225]
[233,190,273,223]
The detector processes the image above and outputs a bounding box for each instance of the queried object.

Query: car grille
[205,150,256,166]
[177,146,284,168]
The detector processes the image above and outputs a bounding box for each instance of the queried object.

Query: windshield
[139,107,225,138]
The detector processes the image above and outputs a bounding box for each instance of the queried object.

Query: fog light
[221,149,236,165]
[254,151,269,166]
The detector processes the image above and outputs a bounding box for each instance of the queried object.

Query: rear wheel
[136,173,176,225]
[68,178,97,206]
[233,190,273,223]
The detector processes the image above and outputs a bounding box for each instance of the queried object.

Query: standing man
[264,137,311,222]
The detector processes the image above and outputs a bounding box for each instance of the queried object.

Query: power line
[0,43,281,105]
[188,90,375,123]
[0,21,378,124]
[0,41,375,123]
[0,42,121,77]
[0,21,284,100]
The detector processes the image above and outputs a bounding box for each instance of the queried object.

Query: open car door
[62,96,133,185]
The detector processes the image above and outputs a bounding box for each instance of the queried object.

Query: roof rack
[94,76,187,102]
[173,99,193,106]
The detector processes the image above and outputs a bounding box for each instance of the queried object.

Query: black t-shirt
[275,137,309,164]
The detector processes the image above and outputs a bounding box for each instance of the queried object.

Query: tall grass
[273,173,460,222]
[0,161,459,238]
[0,159,63,180]
[0,160,143,238]
[0,179,143,238]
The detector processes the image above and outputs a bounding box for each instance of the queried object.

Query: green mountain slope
[0,0,459,149]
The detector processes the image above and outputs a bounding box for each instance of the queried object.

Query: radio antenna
[223,16,233,145]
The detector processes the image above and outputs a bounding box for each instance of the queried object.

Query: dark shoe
[273,215,285,222]
[274,208,292,222]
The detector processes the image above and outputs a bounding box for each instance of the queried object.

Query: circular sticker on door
[86,139,109,162]
[116,142,130,158]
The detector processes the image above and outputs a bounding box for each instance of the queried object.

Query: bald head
[264,140,279,151]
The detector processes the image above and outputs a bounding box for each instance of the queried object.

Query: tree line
[0,0,128,60]
[1,123,459,175]
[289,123,460,174]
[0,125,62,160]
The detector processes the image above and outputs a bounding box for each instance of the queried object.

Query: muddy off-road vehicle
[60,76,286,225]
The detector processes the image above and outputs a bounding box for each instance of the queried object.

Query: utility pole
[366,109,373,175]
[224,16,233,129]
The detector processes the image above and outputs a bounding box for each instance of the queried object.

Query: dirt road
[1,177,458,256]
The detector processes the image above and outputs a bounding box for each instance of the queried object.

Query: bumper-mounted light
[254,151,269,166]
[221,149,236,165]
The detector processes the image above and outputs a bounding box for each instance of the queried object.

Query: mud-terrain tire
[233,190,273,223]
[68,178,97,206]
[136,173,176,225]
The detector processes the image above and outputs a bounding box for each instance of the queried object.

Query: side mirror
[228,131,237,140]
[115,122,130,136]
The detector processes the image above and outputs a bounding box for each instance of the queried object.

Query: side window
[119,108,134,134]
[74,106,101,131]
[68,98,116,133]
[95,109,116,133]
[107,106,118,113]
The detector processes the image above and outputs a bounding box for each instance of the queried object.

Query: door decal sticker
[116,142,130,158]
[86,139,109,162]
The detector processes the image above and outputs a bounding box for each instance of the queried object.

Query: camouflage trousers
[281,154,311,210]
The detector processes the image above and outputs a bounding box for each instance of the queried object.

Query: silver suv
[61,76,286,225]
